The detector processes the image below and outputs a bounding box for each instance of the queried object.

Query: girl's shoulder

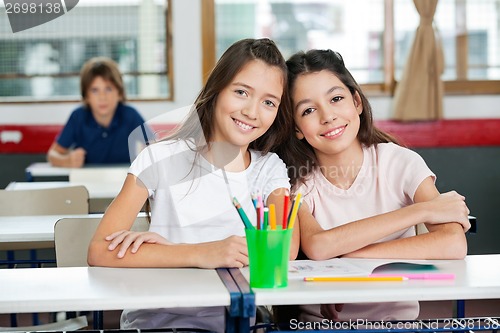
[371,142,422,162]
[138,139,195,159]
[249,150,287,169]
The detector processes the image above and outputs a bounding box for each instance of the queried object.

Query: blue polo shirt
[57,103,149,164]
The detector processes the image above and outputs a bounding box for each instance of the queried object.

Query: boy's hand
[69,148,86,168]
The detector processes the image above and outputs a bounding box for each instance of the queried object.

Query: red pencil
[282,194,290,229]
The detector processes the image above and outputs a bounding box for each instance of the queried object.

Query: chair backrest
[416,223,429,235]
[54,216,149,267]
[0,186,89,216]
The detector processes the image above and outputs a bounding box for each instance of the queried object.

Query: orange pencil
[304,276,407,282]
[269,203,276,230]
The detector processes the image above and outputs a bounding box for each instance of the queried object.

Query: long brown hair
[278,49,398,188]
[163,38,292,155]
[144,38,292,219]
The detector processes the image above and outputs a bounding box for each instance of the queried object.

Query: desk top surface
[0,267,230,313]
[26,162,129,176]
[6,181,122,198]
[25,162,72,177]
[0,214,105,243]
[246,255,500,305]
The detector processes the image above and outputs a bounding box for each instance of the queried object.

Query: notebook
[288,258,438,280]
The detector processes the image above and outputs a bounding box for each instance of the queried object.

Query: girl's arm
[87,174,248,268]
[344,177,468,259]
[300,177,470,260]
[266,188,300,260]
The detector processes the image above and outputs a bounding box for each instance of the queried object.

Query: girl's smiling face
[212,59,283,150]
[292,69,363,158]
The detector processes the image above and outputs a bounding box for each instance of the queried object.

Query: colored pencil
[263,207,269,230]
[268,203,276,230]
[287,192,302,229]
[256,200,262,230]
[304,276,408,282]
[282,194,290,229]
[370,273,455,280]
[232,197,254,229]
[251,192,258,209]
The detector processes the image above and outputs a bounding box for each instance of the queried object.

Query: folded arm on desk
[300,177,469,260]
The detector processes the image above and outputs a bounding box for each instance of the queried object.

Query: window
[0,0,172,102]
[205,0,500,95]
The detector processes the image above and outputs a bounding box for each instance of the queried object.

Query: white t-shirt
[298,143,435,321]
[122,139,290,332]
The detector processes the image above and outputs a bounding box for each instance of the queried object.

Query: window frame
[0,0,174,104]
[202,0,500,96]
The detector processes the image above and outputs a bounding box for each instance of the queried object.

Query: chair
[0,186,89,330]
[54,216,149,329]
[54,216,148,267]
[415,223,429,235]
[0,186,89,256]
[0,316,88,332]
[0,186,89,217]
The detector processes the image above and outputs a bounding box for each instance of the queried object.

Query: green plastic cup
[245,228,293,288]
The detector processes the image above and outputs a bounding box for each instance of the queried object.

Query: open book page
[288,258,368,279]
[288,258,438,280]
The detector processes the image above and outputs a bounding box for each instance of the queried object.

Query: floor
[1,300,500,330]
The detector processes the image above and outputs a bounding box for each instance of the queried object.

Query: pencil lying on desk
[370,273,455,280]
[304,276,408,282]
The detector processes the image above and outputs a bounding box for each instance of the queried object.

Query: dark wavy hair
[277,49,398,188]
[163,38,292,155]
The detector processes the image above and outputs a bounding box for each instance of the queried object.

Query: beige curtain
[393,0,444,121]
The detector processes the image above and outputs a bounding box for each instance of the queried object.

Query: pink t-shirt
[297,142,435,321]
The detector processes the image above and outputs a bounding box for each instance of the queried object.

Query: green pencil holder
[245,228,293,288]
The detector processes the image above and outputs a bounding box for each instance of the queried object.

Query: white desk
[25,162,71,180]
[0,214,104,245]
[0,267,230,314]
[25,162,129,182]
[6,181,121,200]
[246,255,500,306]
[0,212,147,245]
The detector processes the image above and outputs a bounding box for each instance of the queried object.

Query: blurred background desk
[0,213,105,250]
[25,162,128,182]
[6,181,121,213]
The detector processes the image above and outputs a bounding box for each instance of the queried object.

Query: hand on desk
[68,148,86,168]
[105,231,248,268]
[320,303,344,320]
[106,230,172,258]
[194,236,248,269]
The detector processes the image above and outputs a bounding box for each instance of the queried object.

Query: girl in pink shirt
[278,49,471,321]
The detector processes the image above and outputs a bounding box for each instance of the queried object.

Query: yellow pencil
[304,276,408,282]
[269,203,276,230]
[287,192,302,229]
